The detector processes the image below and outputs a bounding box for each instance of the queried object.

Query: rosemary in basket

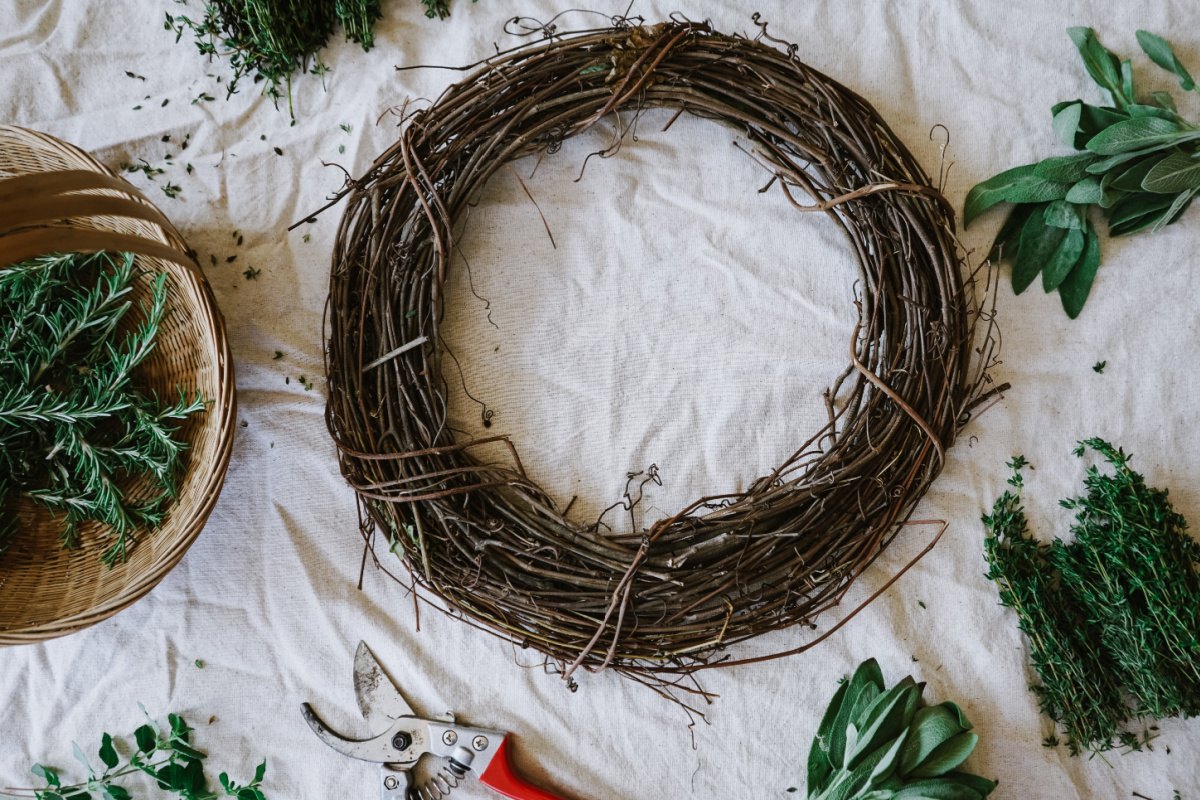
[983,440,1200,755]
[166,0,467,114]
[0,252,206,566]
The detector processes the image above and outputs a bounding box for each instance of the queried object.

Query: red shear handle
[478,736,568,800]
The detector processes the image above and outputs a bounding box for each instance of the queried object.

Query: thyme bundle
[965,28,1200,318]
[166,0,467,114]
[0,252,205,566]
[983,440,1200,755]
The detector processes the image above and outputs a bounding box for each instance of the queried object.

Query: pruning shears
[301,641,569,800]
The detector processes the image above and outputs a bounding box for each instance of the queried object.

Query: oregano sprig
[1,707,267,800]
[965,27,1200,318]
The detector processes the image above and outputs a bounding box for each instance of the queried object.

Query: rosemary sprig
[0,706,267,800]
[0,252,206,566]
[983,441,1200,755]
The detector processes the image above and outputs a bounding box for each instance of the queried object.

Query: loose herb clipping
[964,28,1200,317]
[3,707,267,800]
[0,252,206,565]
[801,658,997,799]
[983,441,1200,755]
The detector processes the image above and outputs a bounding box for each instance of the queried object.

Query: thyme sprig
[0,252,206,566]
[983,440,1200,755]
[0,706,267,800]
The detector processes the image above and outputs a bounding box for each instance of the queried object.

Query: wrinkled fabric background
[3,1,1200,798]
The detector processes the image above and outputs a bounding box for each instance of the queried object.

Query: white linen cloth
[3,1,1199,798]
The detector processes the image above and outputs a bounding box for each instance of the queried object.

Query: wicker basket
[0,125,236,644]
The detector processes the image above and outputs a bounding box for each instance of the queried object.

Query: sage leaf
[893,783,982,800]
[1108,192,1176,227]
[1136,30,1196,91]
[99,733,119,770]
[1043,226,1086,291]
[1043,200,1086,229]
[829,660,885,771]
[1052,101,1083,148]
[1086,117,1182,155]
[1152,91,1178,113]
[1148,188,1196,234]
[1111,156,1167,191]
[1034,152,1098,183]
[1003,177,1072,204]
[809,678,850,793]
[897,705,965,777]
[963,165,1036,227]
[1013,209,1066,294]
[1111,204,1173,236]
[1065,177,1102,204]
[1126,104,1179,122]
[1067,27,1126,106]
[908,732,979,779]
[940,772,999,795]
[847,686,915,769]
[987,203,1037,263]
[1142,150,1200,193]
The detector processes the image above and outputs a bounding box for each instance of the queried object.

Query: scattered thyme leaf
[226,255,236,263]
[161,182,181,199]
[1093,360,1106,373]
[273,351,283,360]
[186,163,193,174]
[194,659,203,669]
[338,144,345,154]
[243,266,261,280]
[125,71,145,81]
[302,234,310,243]
[274,146,283,156]
[404,309,416,319]
[918,600,926,609]
[340,124,351,133]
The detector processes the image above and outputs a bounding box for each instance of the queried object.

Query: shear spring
[409,764,462,800]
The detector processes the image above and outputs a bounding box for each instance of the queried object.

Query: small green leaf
[99,733,119,770]
[134,724,157,754]
[908,732,979,779]
[1033,153,1098,183]
[1142,150,1200,193]
[156,763,187,792]
[1152,91,1178,113]
[1137,30,1196,91]
[32,764,61,787]
[237,788,266,800]
[1065,177,1102,204]
[254,760,267,784]
[1013,209,1066,294]
[1059,221,1100,319]
[102,784,132,800]
[220,772,233,792]
[963,165,1036,228]
[1003,177,1072,204]
[73,741,95,778]
[1052,102,1082,148]
[1086,117,1182,155]
[1042,226,1086,291]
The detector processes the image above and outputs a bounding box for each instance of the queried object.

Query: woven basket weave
[0,125,235,644]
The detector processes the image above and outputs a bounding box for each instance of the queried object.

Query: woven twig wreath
[324,19,1001,693]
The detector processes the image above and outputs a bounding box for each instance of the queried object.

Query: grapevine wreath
[321,18,1004,696]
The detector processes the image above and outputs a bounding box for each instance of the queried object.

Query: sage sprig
[965,28,1200,318]
[1,707,267,800]
[983,441,1200,755]
[801,658,997,800]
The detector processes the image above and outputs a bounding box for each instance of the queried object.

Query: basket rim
[0,124,237,644]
